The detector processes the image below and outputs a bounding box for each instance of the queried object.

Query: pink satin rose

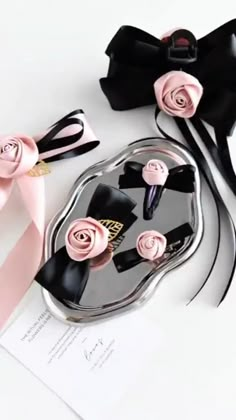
[0,135,39,179]
[136,230,167,261]
[65,217,109,262]
[142,159,169,186]
[154,71,203,118]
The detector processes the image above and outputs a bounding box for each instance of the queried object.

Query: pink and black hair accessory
[0,109,99,328]
[100,21,236,195]
[100,21,236,303]
[36,216,112,306]
[119,159,195,220]
[35,184,138,305]
[113,223,193,273]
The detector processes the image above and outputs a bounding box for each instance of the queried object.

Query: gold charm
[28,161,51,177]
[99,219,124,242]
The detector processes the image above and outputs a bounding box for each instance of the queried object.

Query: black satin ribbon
[35,184,137,304]
[119,161,195,220]
[100,20,236,195]
[37,109,100,163]
[35,247,90,303]
[86,183,137,233]
[155,117,236,303]
[113,223,193,273]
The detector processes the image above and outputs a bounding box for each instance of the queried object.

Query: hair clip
[100,21,236,196]
[0,109,99,328]
[36,217,112,306]
[119,159,195,220]
[35,184,137,305]
[113,223,193,273]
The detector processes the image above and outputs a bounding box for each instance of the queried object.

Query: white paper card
[0,289,159,420]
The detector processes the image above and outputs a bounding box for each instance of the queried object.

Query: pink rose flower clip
[0,135,39,180]
[142,159,169,186]
[65,217,110,262]
[136,230,167,261]
[154,70,203,118]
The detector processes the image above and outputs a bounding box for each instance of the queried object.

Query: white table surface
[1,1,236,419]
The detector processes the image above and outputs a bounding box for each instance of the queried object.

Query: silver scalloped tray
[42,138,203,324]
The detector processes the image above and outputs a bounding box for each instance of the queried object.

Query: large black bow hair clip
[35,184,137,305]
[100,20,236,195]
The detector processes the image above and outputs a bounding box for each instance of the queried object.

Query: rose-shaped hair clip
[35,184,138,305]
[113,223,193,273]
[36,217,112,306]
[119,159,195,220]
[154,71,203,118]
[65,218,110,263]
[0,109,99,329]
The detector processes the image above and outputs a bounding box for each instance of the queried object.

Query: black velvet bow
[100,20,236,195]
[35,184,137,305]
[119,162,195,220]
[113,223,193,273]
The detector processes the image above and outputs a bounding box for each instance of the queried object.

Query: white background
[1,1,236,419]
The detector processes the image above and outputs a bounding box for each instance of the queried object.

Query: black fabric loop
[86,183,137,227]
[197,19,236,50]
[42,141,100,163]
[119,159,195,220]
[36,109,99,163]
[35,247,90,303]
[37,117,84,153]
[51,109,85,125]
[166,165,195,193]
[113,222,193,273]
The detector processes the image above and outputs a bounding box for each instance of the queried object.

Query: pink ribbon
[0,110,99,329]
[0,135,44,328]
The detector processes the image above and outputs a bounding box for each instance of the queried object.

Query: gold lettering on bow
[28,161,51,177]
[99,219,124,242]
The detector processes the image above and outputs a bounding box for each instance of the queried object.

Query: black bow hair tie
[113,223,193,273]
[35,184,137,305]
[100,20,236,196]
[119,161,195,220]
